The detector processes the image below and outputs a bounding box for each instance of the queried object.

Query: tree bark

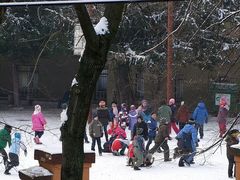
[61,3,124,180]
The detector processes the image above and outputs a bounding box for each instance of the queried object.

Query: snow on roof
[94,17,109,35]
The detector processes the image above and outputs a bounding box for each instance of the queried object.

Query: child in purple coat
[128,105,138,140]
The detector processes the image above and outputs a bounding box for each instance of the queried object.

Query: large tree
[60,3,124,180]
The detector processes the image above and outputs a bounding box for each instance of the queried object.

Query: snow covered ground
[0,108,236,180]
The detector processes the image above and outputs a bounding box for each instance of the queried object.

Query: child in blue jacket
[4,132,27,175]
[146,112,158,151]
[192,101,208,139]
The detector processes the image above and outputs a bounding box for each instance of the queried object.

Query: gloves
[24,149,27,157]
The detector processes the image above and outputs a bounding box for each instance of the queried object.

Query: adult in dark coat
[225,129,240,178]
[132,116,148,141]
[97,100,111,142]
[148,119,171,161]
[176,101,189,130]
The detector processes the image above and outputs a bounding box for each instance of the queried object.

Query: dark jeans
[0,148,8,165]
[35,131,44,138]
[5,153,19,173]
[91,137,102,154]
[102,124,108,142]
[149,140,170,160]
[146,136,155,151]
[182,152,196,164]
[195,123,204,138]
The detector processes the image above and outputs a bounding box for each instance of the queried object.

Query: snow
[19,166,53,177]
[71,77,78,86]
[94,17,109,35]
[0,108,235,180]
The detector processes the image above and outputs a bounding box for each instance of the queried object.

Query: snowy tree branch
[204,9,240,31]
[139,0,193,55]
[186,0,222,43]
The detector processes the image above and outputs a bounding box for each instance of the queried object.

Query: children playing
[4,132,27,175]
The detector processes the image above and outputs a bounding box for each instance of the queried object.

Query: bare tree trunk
[60,4,124,180]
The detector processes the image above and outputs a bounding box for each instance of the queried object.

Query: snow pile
[71,77,78,87]
[94,17,109,35]
[20,166,53,177]
[60,109,68,125]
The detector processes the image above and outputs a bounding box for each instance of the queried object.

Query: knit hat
[169,98,175,105]
[187,119,195,124]
[4,124,12,132]
[14,132,21,139]
[99,100,106,107]
[229,129,240,137]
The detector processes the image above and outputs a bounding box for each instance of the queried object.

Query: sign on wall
[215,93,231,105]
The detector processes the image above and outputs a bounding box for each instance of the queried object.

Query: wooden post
[167,1,174,101]
[235,156,240,180]
[230,147,240,180]
[33,150,95,180]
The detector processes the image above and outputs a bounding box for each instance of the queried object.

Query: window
[17,65,38,98]
[94,69,107,101]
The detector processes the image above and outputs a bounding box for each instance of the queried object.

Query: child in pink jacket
[32,105,47,144]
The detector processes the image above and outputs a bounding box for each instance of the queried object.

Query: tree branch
[74,4,97,48]
[204,9,240,31]
[139,0,193,55]
[104,3,125,41]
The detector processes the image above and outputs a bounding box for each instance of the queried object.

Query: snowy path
[0,108,234,180]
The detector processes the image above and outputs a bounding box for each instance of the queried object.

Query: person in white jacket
[4,132,27,175]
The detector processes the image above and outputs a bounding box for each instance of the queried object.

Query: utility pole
[167,0,174,101]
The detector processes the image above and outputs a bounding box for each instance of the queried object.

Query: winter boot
[34,136,42,144]
[157,147,162,153]
[126,158,133,166]
[4,170,11,175]
[178,157,185,167]
[134,166,141,170]
[164,158,172,162]
[183,159,190,166]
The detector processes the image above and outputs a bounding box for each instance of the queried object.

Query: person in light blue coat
[192,101,208,139]
[4,132,27,175]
